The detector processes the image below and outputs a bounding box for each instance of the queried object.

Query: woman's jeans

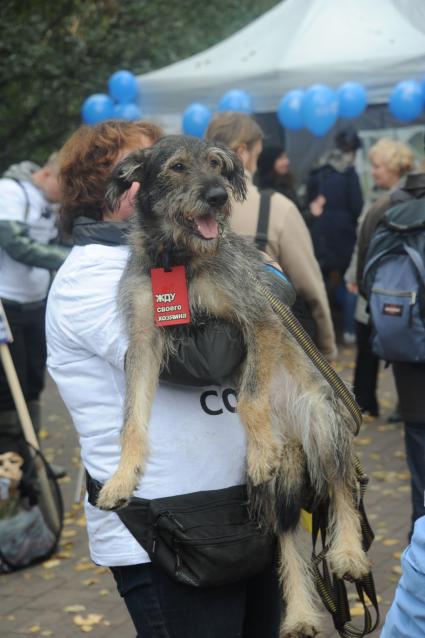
[111,560,281,638]
[404,421,425,533]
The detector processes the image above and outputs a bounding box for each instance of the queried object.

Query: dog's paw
[247,441,281,486]
[96,476,135,511]
[280,621,320,638]
[327,546,371,581]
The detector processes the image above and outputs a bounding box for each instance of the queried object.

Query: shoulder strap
[404,244,425,288]
[10,179,30,222]
[255,189,273,251]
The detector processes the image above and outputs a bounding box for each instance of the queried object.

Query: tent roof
[138,0,425,117]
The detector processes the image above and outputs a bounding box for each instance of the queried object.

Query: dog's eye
[210,158,220,169]
[170,162,186,172]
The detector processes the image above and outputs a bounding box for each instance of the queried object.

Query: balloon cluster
[277,82,367,137]
[182,89,253,137]
[277,78,425,136]
[81,70,141,125]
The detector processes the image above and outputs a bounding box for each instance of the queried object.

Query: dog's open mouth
[187,214,219,240]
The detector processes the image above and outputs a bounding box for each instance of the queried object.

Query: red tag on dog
[151,266,191,327]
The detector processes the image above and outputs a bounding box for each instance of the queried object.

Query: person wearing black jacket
[307,128,364,343]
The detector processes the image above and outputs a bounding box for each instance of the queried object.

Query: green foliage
[0,0,280,171]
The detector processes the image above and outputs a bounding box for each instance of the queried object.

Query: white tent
[137,0,425,122]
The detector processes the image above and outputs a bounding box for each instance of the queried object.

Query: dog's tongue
[194,215,219,239]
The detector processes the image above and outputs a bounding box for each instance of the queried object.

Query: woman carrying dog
[46,120,284,637]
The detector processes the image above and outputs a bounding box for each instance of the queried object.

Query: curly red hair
[59,120,163,234]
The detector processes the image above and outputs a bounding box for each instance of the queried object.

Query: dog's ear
[106,148,152,212]
[208,143,247,202]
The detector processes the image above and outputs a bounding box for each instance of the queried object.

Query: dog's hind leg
[326,478,370,581]
[276,443,322,638]
[237,324,283,486]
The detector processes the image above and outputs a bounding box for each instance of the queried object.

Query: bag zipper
[371,287,417,303]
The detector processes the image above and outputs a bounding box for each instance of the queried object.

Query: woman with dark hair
[307,127,364,344]
[255,144,325,222]
[255,145,301,207]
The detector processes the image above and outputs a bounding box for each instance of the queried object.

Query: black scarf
[72,216,129,247]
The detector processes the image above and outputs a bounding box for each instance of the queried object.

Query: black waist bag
[86,474,275,587]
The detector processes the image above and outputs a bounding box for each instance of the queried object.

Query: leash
[310,459,379,637]
[249,272,362,434]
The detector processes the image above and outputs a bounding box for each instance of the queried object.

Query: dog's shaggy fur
[97,135,370,637]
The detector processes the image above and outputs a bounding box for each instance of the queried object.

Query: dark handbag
[86,476,275,587]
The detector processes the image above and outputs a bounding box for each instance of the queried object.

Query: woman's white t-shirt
[46,244,247,567]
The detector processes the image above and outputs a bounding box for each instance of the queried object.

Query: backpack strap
[9,179,30,222]
[404,244,425,288]
[255,189,274,251]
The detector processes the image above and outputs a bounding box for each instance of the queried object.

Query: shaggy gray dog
[97,135,370,638]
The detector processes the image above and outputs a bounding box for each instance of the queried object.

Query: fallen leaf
[64,605,86,613]
[383,539,400,546]
[355,438,371,446]
[62,529,77,538]
[74,614,104,627]
[393,551,402,560]
[392,565,402,576]
[81,578,98,586]
[99,589,110,596]
[74,561,95,572]
[42,559,61,569]
[41,632,53,637]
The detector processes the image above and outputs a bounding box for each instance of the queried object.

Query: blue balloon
[301,84,338,137]
[108,70,138,104]
[277,90,305,130]
[182,103,212,138]
[389,80,423,121]
[422,77,425,104]
[218,89,253,113]
[337,82,367,118]
[81,94,114,125]
[113,103,142,121]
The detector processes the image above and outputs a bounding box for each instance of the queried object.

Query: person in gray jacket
[0,153,69,472]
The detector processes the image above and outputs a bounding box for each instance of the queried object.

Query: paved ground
[0,344,411,637]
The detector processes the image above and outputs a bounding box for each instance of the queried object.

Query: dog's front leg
[238,324,282,486]
[97,300,164,510]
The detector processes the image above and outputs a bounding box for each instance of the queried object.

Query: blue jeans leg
[404,421,425,531]
[111,561,281,638]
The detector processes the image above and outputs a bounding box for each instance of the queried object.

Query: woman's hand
[346,282,359,295]
[309,195,326,217]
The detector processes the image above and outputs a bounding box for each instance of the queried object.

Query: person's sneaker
[48,463,67,479]
[342,332,356,345]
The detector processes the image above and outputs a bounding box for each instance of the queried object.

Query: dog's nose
[205,186,228,207]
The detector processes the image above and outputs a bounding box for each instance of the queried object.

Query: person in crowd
[345,138,415,417]
[380,515,425,638]
[307,128,364,345]
[46,120,284,638]
[0,153,69,477]
[205,112,337,360]
[354,152,425,537]
[255,143,325,222]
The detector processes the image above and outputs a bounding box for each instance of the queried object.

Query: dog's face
[106,135,246,257]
